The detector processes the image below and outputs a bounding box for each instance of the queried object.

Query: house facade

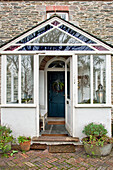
[0,1,113,139]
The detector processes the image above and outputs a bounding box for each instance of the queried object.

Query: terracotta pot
[20,140,31,151]
[84,143,112,156]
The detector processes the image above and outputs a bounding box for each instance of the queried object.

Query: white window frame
[1,53,111,108]
[75,54,111,107]
[47,12,69,21]
[1,54,36,107]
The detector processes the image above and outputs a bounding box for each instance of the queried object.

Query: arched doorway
[47,59,66,117]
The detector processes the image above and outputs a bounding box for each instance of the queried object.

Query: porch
[0,15,112,140]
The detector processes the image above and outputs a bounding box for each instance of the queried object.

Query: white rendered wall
[1,107,38,138]
[73,107,111,139]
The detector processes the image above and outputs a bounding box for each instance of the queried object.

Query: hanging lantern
[96,84,105,103]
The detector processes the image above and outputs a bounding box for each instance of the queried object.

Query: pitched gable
[1,15,113,52]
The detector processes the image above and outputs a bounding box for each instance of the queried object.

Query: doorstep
[31,136,81,153]
[32,136,81,145]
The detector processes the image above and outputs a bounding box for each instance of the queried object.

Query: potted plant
[18,136,31,151]
[82,122,113,156]
[0,125,13,153]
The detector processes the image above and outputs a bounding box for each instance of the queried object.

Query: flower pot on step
[84,143,112,156]
[18,136,31,152]
[20,140,31,151]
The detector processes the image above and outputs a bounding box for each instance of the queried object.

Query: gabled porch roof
[0,14,113,54]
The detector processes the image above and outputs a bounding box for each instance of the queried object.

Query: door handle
[67,101,69,104]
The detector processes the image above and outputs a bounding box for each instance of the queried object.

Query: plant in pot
[18,136,31,152]
[0,125,13,153]
[82,122,113,156]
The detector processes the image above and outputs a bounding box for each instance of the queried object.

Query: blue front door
[48,72,65,117]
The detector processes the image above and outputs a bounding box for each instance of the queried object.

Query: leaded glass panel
[5,46,20,51]
[59,25,96,44]
[19,45,94,51]
[31,28,81,44]
[16,25,53,44]
[48,61,65,68]
[93,46,109,51]
[51,21,60,26]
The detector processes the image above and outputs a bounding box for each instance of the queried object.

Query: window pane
[78,55,90,104]
[21,55,34,104]
[7,55,18,103]
[31,28,81,44]
[19,45,94,51]
[16,25,53,44]
[48,60,65,68]
[93,55,106,104]
[59,25,96,44]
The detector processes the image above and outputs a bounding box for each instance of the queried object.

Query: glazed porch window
[78,55,106,104]
[7,55,18,103]
[21,55,34,104]
[6,55,34,104]
[93,55,106,104]
[78,55,91,104]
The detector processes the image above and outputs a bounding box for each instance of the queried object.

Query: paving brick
[7,161,16,167]
[0,147,113,169]
[0,161,7,166]
[24,162,35,167]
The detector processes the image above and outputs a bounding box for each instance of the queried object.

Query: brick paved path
[0,147,113,170]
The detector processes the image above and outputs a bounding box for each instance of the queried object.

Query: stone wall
[0,1,113,46]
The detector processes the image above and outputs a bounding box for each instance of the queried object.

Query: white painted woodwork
[39,70,44,107]
[18,55,21,104]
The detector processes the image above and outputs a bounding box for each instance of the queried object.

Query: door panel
[48,72,65,117]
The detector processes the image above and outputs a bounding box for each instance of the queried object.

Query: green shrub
[82,135,113,147]
[18,136,31,144]
[0,125,13,153]
[82,122,107,137]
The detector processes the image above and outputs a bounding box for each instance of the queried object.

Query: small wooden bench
[40,110,47,131]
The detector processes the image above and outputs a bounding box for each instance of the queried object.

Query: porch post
[72,54,77,137]
[34,54,39,137]
[1,55,6,105]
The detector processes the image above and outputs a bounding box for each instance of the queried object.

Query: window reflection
[48,61,65,68]
[78,55,90,104]
[31,28,81,44]
[7,55,19,103]
[93,55,106,103]
[21,55,34,104]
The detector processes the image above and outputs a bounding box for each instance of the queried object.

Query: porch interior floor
[40,117,69,136]
[41,124,70,136]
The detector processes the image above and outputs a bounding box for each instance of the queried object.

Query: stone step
[32,136,79,142]
[48,144,76,153]
[31,136,81,152]
[30,143,76,153]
